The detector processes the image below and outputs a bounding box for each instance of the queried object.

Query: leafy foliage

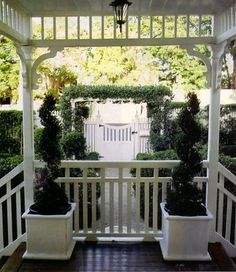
[60,84,172,132]
[166,93,206,216]
[38,64,77,100]
[0,37,19,103]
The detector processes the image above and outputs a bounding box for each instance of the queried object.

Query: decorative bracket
[181,45,212,88]
[209,41,229,90]
[14,44,64,90]
[32,47,64,89]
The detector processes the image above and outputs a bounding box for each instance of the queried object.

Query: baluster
[127,179,131,234]
[199,15,202,37]
[144,180,150,233]
[100,168,106,233]
[53,16,56,40]
[153,168,158,233]
[234,4,236,26]
[0,202,3,249]
[186,14,190,38]
[109,179,114,233]
[77,16,80,39]
[73,180,79,233]
[83,168,88,233]
[41,17,44,40]
[150,16,153,38]
[234,202,236,245]
[16,190,22,237]
[162,16,165,38]
[227,9,231,30]
[135,168,141,234]
[3,0,7,24]
[225,197,232,241]
[217,173,224,235]
[138,16,141,39]
[65,16,68,40]
[125,14,128,39]
[64,168,70,198]
[91,180,97,233]
[101,15,104,39]
[89,16,92,40]
[6,182,13,244]
[0,0,2,21]
[8,6,12,27]
[118,168,123,233]
[174,15,177,38]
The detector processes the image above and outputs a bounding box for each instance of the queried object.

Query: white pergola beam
[31,37,215,48]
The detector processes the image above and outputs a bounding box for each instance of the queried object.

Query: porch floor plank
[0,242,26,272]
[19,242,220,272]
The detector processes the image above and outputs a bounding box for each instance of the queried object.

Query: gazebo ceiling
[9,0,236,16]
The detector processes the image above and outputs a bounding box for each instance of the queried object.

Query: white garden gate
[84,116,151,160]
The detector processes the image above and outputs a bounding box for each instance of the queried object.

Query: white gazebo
[0,0,236,259]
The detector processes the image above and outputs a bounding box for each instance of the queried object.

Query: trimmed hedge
[0,110,22,155]
[0,154,23,178]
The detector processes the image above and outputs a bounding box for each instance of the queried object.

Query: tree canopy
[0,36,19,103]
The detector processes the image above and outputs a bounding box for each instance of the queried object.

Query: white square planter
[160,202,213,261]
[22,203,76,260]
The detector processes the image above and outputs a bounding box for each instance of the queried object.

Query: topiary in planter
[165,92,207,216]
[30,94,71,215]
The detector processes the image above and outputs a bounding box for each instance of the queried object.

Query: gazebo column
[207,42,227,241]
[17,45,35,209]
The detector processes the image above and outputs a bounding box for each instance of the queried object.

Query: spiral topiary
[165,92,207,216]
[30,94,71,214]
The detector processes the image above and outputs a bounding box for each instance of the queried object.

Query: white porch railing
[0,162,25,258]
[216,163,236,257]
[1,160,236,257]
[34,160,208,240]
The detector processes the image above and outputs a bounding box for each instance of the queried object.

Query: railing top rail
[34,160,209,169]
[0,162,24,187]
[218,162,236,185]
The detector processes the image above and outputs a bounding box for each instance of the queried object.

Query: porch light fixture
[110,0,132,33]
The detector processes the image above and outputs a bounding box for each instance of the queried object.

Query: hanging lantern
[110,0,132,33]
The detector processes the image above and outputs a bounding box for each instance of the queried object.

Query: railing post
[207,42,227,242]
[16,45,34,209]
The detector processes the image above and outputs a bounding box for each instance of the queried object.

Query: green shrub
[166,92,206,216]
[61,131,86,160]
[86,152,100,160]
[32,94,69,215]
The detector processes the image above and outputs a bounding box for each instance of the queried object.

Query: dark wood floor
[18,242,220,272]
